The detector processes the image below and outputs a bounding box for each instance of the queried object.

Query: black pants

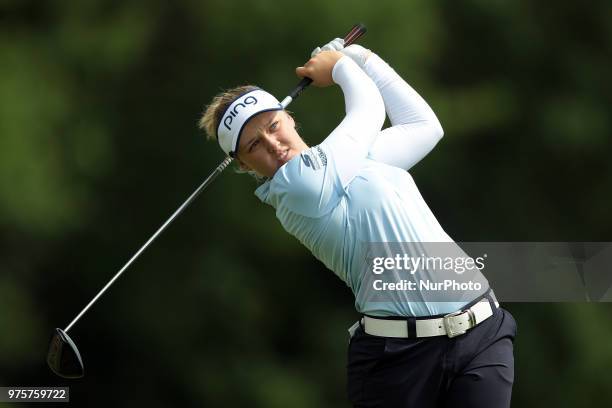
[347,307,517,408]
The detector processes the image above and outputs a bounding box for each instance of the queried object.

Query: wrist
[331,55,350,84]
[341,44,372,69]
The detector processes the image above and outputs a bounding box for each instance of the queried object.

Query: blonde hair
[198,85,259,141]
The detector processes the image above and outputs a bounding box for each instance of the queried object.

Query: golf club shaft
[64,157,233,332]
[63,23,367,333]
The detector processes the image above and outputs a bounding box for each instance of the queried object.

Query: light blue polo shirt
[254,141,490,317]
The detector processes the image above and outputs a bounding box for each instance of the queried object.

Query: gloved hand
[311,37,345,57]
[311,38,372,69]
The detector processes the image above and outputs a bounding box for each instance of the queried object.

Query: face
[236,110,308,178]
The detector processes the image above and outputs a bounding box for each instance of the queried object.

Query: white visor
[217,88,283,156]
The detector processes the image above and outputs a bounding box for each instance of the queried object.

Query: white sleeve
[320,56,385,188]
[362,53,444,170]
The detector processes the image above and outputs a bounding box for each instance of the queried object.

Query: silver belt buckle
[443,309,475,338]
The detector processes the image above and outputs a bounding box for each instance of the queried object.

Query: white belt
[362,299,500,338]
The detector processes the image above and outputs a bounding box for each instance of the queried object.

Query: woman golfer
[200,41,517,408]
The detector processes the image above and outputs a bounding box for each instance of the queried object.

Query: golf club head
[47,328,84,379]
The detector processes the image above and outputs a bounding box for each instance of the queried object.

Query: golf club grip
[287,23,367,101]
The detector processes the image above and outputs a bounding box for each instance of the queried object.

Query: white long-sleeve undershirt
[362,53,444,171]
[320,56,386,188]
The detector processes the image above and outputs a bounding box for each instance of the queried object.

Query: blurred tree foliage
[1,0,611,406]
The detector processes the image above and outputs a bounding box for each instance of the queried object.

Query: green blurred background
[1,0,611,406]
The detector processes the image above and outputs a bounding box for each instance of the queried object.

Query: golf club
[47,23,367,379]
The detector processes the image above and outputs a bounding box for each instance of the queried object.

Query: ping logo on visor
[222,95,258,132]
[217,89,283,157]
